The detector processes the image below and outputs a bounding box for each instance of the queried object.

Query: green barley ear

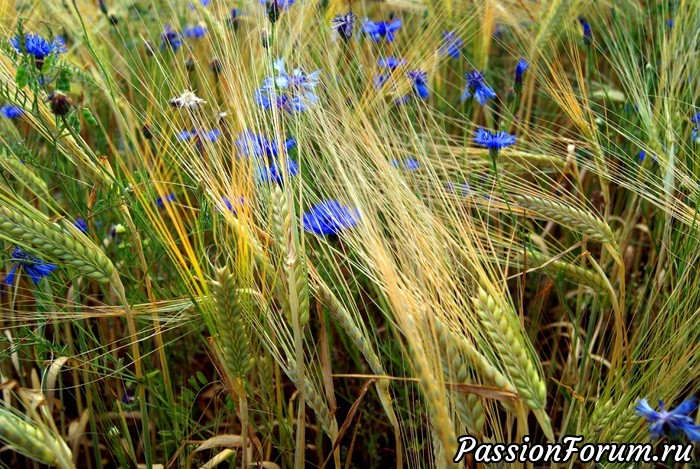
[285,364,337,438]
[473,288,547,411]
[0,406,72,468]
[0,204,114,283]
[270,185,310,326]
[513,194,615,244]
[211,265,253,379]
[583,397,615,440]
[0,150,50,200]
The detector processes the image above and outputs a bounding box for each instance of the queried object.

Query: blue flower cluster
[255,58,321,113]
[11,33,66,60]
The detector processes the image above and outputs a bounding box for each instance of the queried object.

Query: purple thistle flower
[439,32,463,58]
[1,104,24,119]
[408,70,429,99]
[3,248,57,286]
[636,398,700,442]
[332,12,357,42]
[302,200,360,236]
[362,18,402,43]
[461,70,497,105]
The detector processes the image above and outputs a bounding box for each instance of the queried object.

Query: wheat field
[0,0,698,467]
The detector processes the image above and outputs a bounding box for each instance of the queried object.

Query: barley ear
[0,407,73,468]
[0,205,115,283]
[432,318,485,435]
[271,185,310,327]
[211,266,253,380]
[0,150,50,199]
[513,194,615,244]
[473,288,547,411]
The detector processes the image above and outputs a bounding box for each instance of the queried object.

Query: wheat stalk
[0,204,114,282]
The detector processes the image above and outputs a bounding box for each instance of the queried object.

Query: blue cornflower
[691,113,700,140]
[637,150,646,163]
[256,59,321,112]
[514,58,529,93]
[408,70,429,99]
[578,17,593,46]
[74,218,88,233]
[10,33,66,60]
[264,58,322,92]
[229,9,245,29]
[178,129,221,142]
[3,248,56,286]
[1,104,24,119]
[302,200,360,236]
[261,0,295,23]
[445,181,473,195]
[256,157,299,184]
[188,0,211,8]
[378,57,406,69]
[391,157,419,170]
[439,32,463,59]
[461,70,497,105]
[235,131,296,158]
[332,12,357,42]
[160,26,182,52]
[393,94,411,106]
[221,196,245,214]
[362,18,402,43]
[636,398,700,442]
[473,128,516,150]
[156,193,176,208]
[374,58,405,89]
[184,24,207,39]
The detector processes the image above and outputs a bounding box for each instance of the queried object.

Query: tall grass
[0,0,698,467]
